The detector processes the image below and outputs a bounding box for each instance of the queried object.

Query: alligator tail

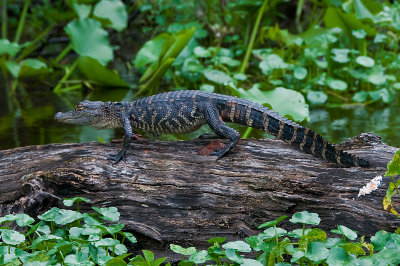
[245,106,369,167]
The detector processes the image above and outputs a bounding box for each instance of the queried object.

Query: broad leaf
[65,18,113,65]
[77,56,128,87]
[237,85,309,122]
[94,0,128,32]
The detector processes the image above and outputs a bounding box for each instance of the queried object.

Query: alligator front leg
[108,117,136,165]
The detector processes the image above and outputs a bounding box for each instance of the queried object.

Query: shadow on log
[0,132,399,255]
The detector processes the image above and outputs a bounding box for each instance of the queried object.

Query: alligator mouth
[54,111,94,124]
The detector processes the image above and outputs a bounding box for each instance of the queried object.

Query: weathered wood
[0,133,398,254]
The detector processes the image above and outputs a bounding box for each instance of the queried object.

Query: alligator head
[54,100,124,129]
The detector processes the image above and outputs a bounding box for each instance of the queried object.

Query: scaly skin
[54,90,370,167]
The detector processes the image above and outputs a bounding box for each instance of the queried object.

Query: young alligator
[54,90,369,167]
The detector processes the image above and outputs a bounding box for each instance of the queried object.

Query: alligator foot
[108,149,127,165]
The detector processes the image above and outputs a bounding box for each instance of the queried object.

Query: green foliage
[0,0,129,97]
[383,151,400,217]
[0,197,137,265]
[167,211,400,265]
[1,202,400,265]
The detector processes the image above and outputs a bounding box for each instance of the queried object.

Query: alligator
[54,90,369,167]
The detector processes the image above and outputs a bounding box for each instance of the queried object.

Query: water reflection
[0,90,399,150]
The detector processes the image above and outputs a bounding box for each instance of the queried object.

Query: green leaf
[0,39,22,56]
[371,230,395,251]
[65,18,113,65]
[339,243,366,256]
[69,227,84,239]
[189,250,210,264]
[352,91,368,103]
[367,73,386,85]
[352,29,367,39]
[324,7,376,37]
[326,246,356,265]
[224,249,244,264]
[304,242,329,262]
[134,35,166,68]
[92,206,120,222]
[330,225,358,240]
[327,78,347,91]
[15,214,35,227]
[94,0,128,32]
[193,46,211,58]
[307,228,327,242]
[307,91,328,105]
[38,208,83,225]
[5,59,50,78]
[82,225,102,235]
[207,237,226,244]
[222,241,251,252]
[331,48,351,63]
[95,238,120,247]
[219,56,241,67]
[369,88,392,103]
[288,229,311,238]
[259,54,288,75]
[258,215,288,228]
[199,84,215,93]
[105,257,127,266]
[237,85,309,122]
[0,229,25,245]
[170,244,196,255]
[353,0,383,21]
[241,259,263,266]
[290,211,320,225]
[356,56,374,67]
[233,73,247,81]
[203,69,233,84]
[259,227,287,239]
[114,244,128,256]
[31,235,61,249]
[72,3,91,19]
[120,232,137,244]
[385,150,400,177]
[63,197,91,207]
[293,67,307,80]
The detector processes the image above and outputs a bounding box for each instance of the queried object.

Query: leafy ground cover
[0,199,399,265]
[0,153,400,265]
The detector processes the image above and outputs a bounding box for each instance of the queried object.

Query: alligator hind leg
[204,104,240,160]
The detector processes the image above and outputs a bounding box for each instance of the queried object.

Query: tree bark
[0,133,398,254]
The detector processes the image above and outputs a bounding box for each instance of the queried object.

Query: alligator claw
[210,148,229,160]
[108,150,126,165]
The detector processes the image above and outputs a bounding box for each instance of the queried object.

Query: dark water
[0,87,399,151]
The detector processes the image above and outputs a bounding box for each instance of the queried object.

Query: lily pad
[327,78,348,91]
[65,18,113,65]
[193,46,211,58]
[307,90,328,105]
[94,0,127,32]
[259,54,288,75]
[356,56,374,67]
[237,85,309,122]
[202,69,233,84]
[294,67,308,80]
[331,48,351,63]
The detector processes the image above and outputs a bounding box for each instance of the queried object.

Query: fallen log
[0,133,398,255]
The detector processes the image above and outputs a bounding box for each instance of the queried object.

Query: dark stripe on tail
[261,116,369,167]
